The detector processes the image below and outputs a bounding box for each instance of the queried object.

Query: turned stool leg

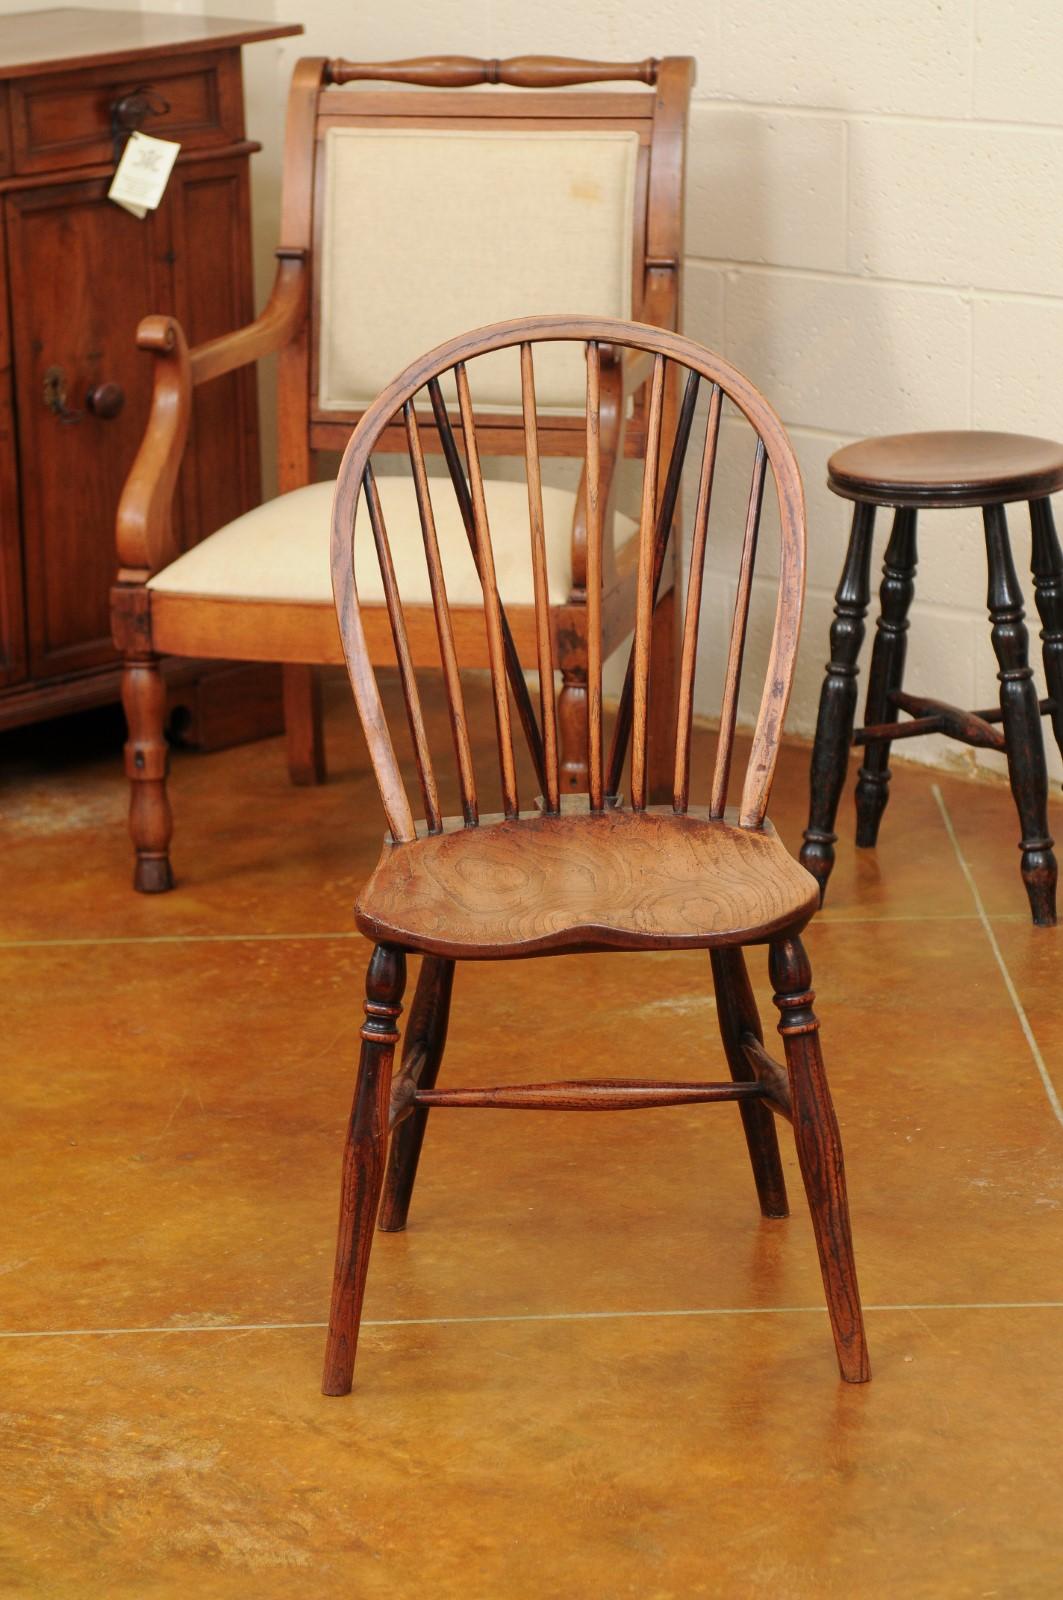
[984,505,1057,926]
[769,936,870,1384]
[322,944,406,1396]
[855,508,918,847]
[378,956,455,1233]
[1029,497,1063,764]
[801,502,876,899]
[122,654,174,894]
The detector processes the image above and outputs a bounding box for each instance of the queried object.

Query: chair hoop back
[330,314,806,843]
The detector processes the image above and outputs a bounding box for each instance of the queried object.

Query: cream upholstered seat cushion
[317,127,638,417]
[147,477,637,607]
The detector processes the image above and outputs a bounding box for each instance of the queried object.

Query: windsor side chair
[322,314,871,1398]
[112,53,693,892]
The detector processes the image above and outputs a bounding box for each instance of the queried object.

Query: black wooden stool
[800,430,1063,926]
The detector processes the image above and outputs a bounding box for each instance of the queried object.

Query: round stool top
[827,430,1063,508]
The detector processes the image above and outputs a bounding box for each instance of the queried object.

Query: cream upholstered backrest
[317,127,638,417]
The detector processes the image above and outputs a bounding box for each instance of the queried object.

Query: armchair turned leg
[122,655,174,894]
[284,664,326,786]
[378,956,455,1233]
[801,502,876,900]
[322,944,406,1397]
[769,936,870,1384]
[710,947,788,1219]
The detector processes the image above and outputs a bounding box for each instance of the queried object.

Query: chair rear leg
[378,956,455,1232]
[284,664,326,786]
[769,936,870,1384]
[709,947,788,1218]
[122,654,174,894]
[322,943,406,1397]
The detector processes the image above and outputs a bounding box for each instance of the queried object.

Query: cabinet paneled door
[0,8,301,729]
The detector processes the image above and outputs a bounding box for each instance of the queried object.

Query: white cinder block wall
[135,1,1063,783]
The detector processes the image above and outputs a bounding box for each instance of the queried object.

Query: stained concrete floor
[2,675,1062,1598]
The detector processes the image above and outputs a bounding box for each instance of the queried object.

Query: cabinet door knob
[86,382,125,420]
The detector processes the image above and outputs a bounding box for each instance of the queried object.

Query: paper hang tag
[108,130,181,219]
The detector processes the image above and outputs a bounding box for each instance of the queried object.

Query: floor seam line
[4,1301,1063,1338]
[932,782,1063,1131]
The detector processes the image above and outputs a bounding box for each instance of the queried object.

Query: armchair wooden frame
[320,313,871,1399]
[112,53,694,892]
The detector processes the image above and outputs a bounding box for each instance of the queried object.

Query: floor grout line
[933,783,1063,1131]
[4,1301,1063,1340]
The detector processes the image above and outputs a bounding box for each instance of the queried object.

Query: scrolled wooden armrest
[115,252,307,582]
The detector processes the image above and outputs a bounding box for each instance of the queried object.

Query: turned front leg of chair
[122,654,174,894]
[855,507,918,848]
[984,504,1057,926]
[283,664,326,786]
[1029,497,1063,765]
[801,502,876,899]
[769,936,870,1384]
[710,946,788,1219]
[378,955,455,1233]
[322,943,407,1397]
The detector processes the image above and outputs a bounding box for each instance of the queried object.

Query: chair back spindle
[331,316,805,843]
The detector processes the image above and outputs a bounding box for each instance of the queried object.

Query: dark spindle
[404,402,478,825]
[710,439,766,819]
[673,384,723,812]
[453,363,519,819]
[630,355,667,811]
[606,367,701,799]
[363,465,442,831]
[520,344,561,814]
[426,377,547,794]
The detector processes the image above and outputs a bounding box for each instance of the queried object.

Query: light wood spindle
[404,401,478,825]
[710,439,767,819]
[629,355,667,810]
[454,362,519,819]
[520,344,560,814]
[585,341,605,810]
[673,384,723,812]
[362,464,442,832]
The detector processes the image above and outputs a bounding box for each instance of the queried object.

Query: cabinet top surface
[0,9,303,78]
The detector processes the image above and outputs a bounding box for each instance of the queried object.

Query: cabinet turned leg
[283,664,325,786]
[1029,497,1063,765]
[122,656,174,894]
[710,947,788,1219]
[769,936,870,1384]
[801,502,876,900]
[855,507,917,849]
[322,944,406,1397]
[378,956,455,1233]
[984,505,1057,926]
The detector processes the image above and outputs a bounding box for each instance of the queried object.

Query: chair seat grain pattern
[319,314,871,1405]
[356,809,819,957]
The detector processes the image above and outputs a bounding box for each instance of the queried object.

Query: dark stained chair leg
[1029,497,1063,765]
[984,505,1057,926]
[378,956,455,1233]
[322,944,406,1397]
[769,936,870,1384]
[855,507,918,848]
[122,654,174,894]
[283,663,326,786]
[800,502,876,899]
[710,947,788,1219]
[647,585,681,804]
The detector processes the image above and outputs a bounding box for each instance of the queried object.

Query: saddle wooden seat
[356,807,819,957]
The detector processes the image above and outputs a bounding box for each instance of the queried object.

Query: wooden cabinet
[0,9,300,730]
